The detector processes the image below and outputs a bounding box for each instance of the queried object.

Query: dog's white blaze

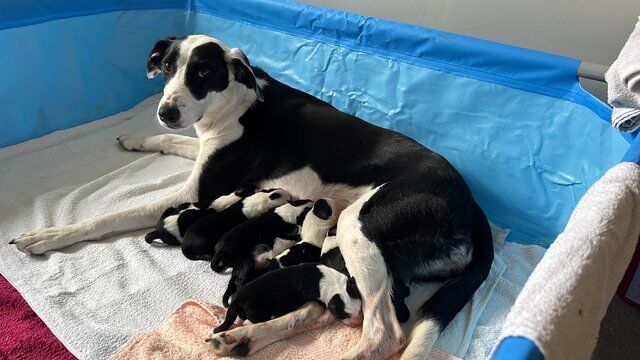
[258,166,371,203]
[273,202,313,224]
[241,189,289,218]
[318,265,361,317]
[401,319,440,360]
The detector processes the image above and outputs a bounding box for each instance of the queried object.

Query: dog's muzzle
[158,104,181,128]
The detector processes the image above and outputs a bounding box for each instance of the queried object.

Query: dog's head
[146,35,264,130]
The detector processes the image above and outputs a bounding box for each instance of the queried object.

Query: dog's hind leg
[208,302,333,357]
[117,134,199,160]
[337,186,406,360]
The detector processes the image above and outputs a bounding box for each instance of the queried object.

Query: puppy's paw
[206,330,251,357]
[117,134,145,152]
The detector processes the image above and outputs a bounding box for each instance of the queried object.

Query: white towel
[498,162,640,360]
[0,95,510,359]
[606,16,640,132]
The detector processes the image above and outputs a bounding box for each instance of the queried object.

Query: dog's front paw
[117,134,145,152]
[206,330,251,357]
[9,225,82,254]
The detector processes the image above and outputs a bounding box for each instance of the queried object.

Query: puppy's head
[275,200,314,225]
[327,276,363,327]
[146,35,264,130]
[241,188,291,218]
[300,198,338,242]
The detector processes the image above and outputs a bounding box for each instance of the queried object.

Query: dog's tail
[402,204,494,359]
[214,305,239,334]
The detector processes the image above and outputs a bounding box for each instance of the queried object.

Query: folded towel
[605,16,640,132]
[497,162,640,359]
[110,300,460,360]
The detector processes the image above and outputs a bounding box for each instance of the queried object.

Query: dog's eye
[198,68,211,78]
[162,61,172,73]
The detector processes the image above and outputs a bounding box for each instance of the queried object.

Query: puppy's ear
[229,48,264,102]
[147,36,176,79]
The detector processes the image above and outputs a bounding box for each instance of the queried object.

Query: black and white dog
[10,34,494,359]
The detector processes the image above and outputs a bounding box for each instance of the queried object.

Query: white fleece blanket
[498,162,640,360]
[0,95,543,359]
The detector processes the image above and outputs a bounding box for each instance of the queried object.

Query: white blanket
[0,95,542,359]
[498,162,640,359]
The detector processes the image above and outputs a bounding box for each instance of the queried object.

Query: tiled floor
[592,295,640,359]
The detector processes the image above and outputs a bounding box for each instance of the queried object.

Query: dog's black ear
[147,36,176,79]
[229,48,264,102]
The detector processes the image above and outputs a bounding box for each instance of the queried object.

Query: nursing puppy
[268,198,338,270]
[212,263,363,339]
[222,198,337,306]
[182,188,290,261]
[144,186,257,245]
[212,200,314,306]
[320,226,411,323]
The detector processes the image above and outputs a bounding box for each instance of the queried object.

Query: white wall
[300,0,640,101]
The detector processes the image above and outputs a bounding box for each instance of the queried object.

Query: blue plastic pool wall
[0,0,630,251]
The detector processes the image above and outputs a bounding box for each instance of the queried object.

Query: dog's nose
[158,105,180,125]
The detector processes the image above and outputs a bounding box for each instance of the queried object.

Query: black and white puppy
[181,188,290,261]
[320,226,411,323]
[212,263,363,337]
[220,198,337,307]
[268,198,338,270]
[144,185,257,245]
[212,200,314,306]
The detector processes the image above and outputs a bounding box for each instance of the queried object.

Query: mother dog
[11,35,493,359]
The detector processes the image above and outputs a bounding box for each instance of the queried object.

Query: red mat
[0,275,75,360]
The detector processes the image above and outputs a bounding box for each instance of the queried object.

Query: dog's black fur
[181,188,289,261]
[212,200,313,306]
[213,264,361,335]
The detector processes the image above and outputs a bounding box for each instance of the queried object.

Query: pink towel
[110,300,459,360]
